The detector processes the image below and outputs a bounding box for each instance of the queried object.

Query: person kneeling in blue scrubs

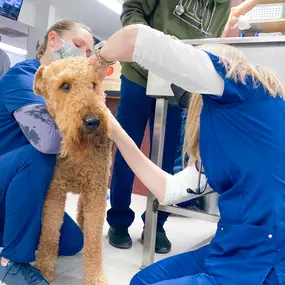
[0,20,94,285]
[91,24,284,284]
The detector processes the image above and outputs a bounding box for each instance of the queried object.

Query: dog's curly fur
[33,57,112,285]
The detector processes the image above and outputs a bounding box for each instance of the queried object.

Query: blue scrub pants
[107,76,196,228]
[0,144,83,263]
[130,246,279,285]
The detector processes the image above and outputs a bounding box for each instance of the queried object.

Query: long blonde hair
[183,44,285,165]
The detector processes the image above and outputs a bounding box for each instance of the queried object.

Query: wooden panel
[232,0,243,6]
[102,62,122,92]
[260,0,285,3]
[248,19,285,34]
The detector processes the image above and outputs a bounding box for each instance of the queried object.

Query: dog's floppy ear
[33,66,46,96]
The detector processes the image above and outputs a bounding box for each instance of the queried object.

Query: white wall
[54,15,103,41]
[0,16,29,47]
[18,0,36,27]
[1,0,121,63]
[0,32,27,49]
[6,51,26,66]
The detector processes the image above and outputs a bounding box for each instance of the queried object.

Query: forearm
[113,125,167,203]
[100,25,137,63]
[233,0,262,17]
[112,121,211,205]
[100,25,223,95]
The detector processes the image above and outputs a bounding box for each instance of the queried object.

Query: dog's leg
[83,191,107,285]
[36,182,66,283]
[77,194,84,230]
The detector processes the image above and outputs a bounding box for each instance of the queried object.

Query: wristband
[94,41,116,66]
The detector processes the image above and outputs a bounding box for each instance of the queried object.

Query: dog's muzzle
[83,115,100,133]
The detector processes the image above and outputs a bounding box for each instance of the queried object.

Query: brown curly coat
[33,57,112,285]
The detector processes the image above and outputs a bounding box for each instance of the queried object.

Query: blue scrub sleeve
[203,52,253,105]
[1,64,45,114]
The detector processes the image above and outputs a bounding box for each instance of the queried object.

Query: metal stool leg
[142,98,168,268]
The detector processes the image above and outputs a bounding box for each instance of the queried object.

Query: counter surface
[184,35,285,45]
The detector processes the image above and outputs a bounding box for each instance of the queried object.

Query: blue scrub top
[201,53,285,284]
[0,59,43,156]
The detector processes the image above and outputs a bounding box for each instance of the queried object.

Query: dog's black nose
[83,115,100,131]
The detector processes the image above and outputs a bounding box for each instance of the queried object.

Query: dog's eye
[60,83,70,92]
[92,83,96,91]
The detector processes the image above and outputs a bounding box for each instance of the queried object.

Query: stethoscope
[175,0,186,16]
[174,0,212,36]
[186,160,208,195]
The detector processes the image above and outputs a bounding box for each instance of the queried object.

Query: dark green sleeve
[121,0,157,27]
[213,1,231,38]
[216,13,230,37]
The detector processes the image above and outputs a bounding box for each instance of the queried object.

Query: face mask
[51,36,85,62]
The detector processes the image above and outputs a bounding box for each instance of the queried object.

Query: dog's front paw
[44,271,55,283]
[86,275,108,285]
[97,276,108,285]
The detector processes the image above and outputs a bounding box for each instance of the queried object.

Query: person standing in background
[0,49,11,77]
[107,0,231,254]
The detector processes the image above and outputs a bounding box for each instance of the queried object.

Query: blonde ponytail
[35,42,47,60]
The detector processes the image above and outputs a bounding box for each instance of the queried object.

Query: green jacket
[121,0,231,89]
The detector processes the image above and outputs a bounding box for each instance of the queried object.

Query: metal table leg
[142,98,168,268]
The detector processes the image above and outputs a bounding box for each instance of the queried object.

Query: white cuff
[161,165,209,206]
[132,24,224,96]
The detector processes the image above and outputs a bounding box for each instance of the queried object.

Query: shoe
[141,224,172,254]
[0,261,49,285]
[186,205,205,213]
[108,226,132,249]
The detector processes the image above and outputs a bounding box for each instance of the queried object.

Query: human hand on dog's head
[89,56,108,82]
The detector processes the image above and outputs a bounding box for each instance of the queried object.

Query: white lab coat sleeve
[133,24,224,96]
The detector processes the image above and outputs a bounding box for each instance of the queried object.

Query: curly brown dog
[33,57,112,285]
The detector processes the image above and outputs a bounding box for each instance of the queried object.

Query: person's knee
[58,228,84,256]
[19,145,56,203]
[130,271,147,285]
[23,144,56,173]
[58,214,84,256]
[71,228,84,255]
[65,232,83,256]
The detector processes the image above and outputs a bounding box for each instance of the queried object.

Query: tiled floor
[51,194,217,285]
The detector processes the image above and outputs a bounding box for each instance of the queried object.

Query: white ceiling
[27,0,122,40]
[0,0,123,50]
